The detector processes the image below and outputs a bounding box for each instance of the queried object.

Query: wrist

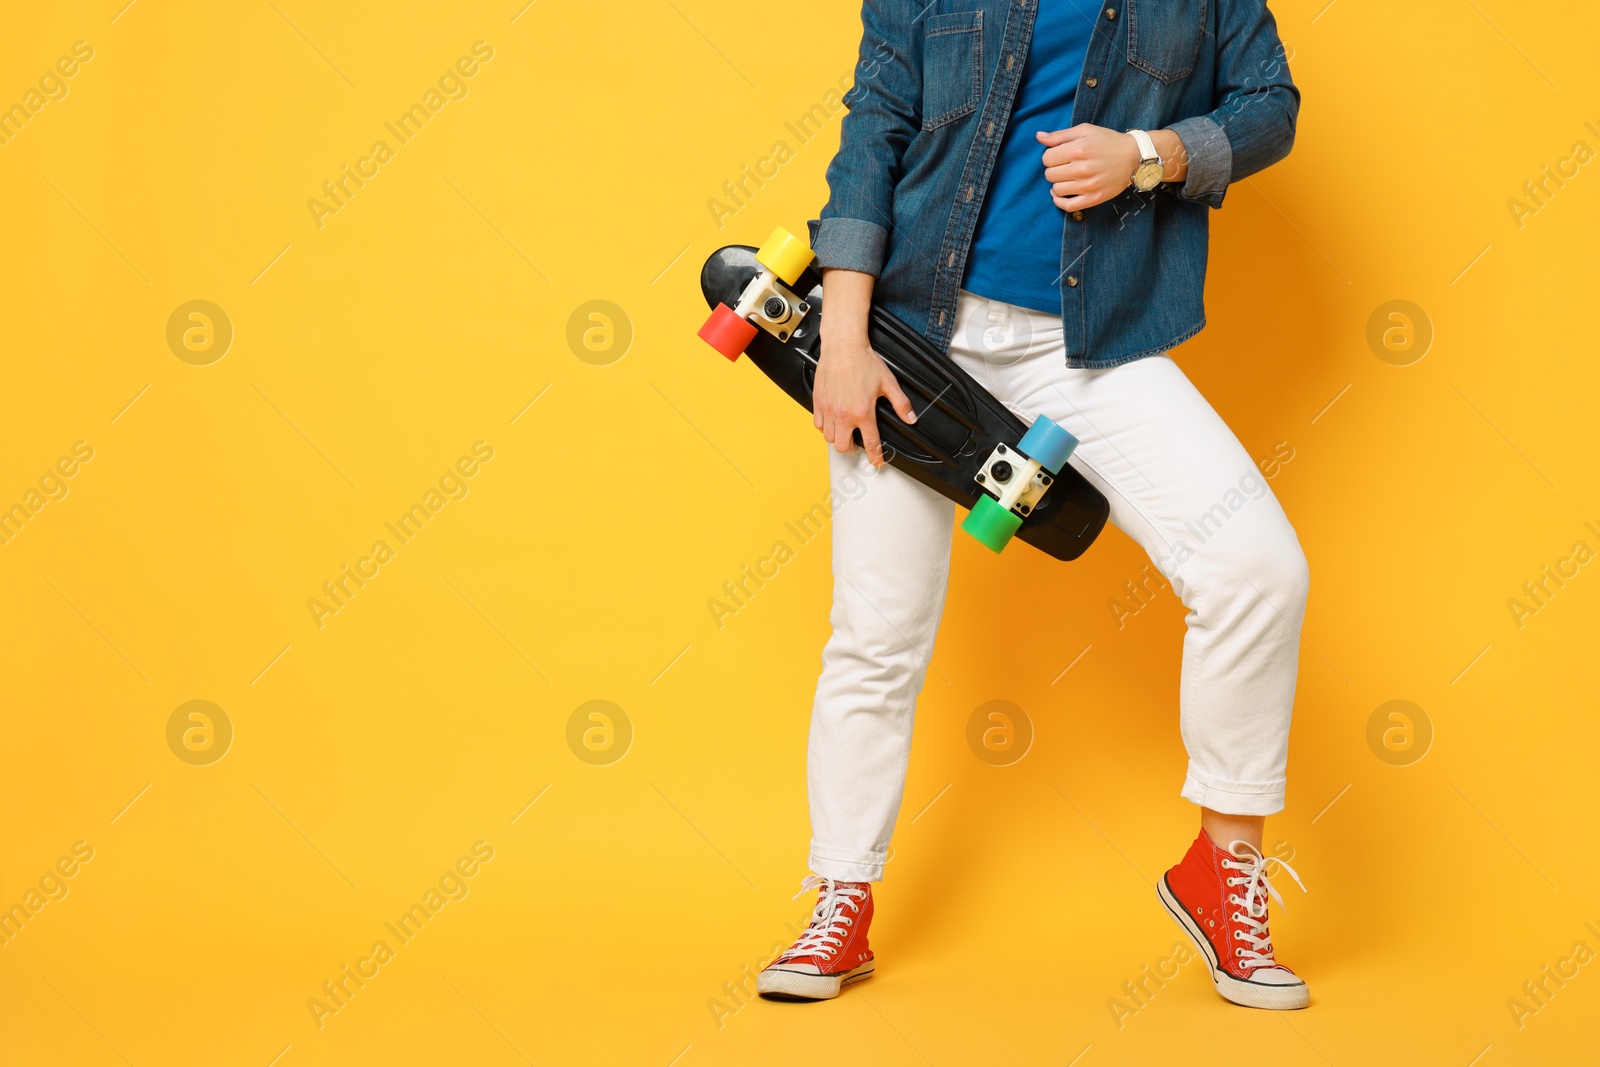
[1126,129,1163,192]
[1152,128,1189,183]
[820,267,873,345]
[1122,131,1143,173]
[820,326,872,358]
[821,319,869,342]
[821,306,870,338]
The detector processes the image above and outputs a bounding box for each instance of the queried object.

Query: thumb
[1036,128,1073,147]
[883,377,917,424]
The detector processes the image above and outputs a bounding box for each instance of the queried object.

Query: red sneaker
[757,876,875,1000]
[1158,829,1309,1009]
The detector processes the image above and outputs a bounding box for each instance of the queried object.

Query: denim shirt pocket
[921,11,983,130]
[1125,0,1206,84]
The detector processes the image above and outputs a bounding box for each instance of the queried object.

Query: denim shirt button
[1071,211,1084,221]
[1104,7,1117,18]
[1085,76,1098,88]
[1066,276,1080,287]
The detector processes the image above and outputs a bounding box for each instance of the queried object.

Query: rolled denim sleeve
[1169,0,1299,208]
[809,216,890,275]
[807,1,923,275]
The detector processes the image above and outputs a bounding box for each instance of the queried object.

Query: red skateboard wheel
[698,303,758,362]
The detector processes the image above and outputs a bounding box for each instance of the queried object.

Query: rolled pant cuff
[1181,765,1285,817]
[808,842,886,883]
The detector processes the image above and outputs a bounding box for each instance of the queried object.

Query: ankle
[1200,809,1265,852]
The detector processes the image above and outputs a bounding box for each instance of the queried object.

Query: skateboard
[696,227,1109,560]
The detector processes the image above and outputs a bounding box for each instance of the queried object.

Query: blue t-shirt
[961,1,1098,315]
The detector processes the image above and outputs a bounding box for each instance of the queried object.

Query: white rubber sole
[756,959,875,1001]
[1157,876,1309,1010]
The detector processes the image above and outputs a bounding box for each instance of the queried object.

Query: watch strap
[1127,128,1159,164]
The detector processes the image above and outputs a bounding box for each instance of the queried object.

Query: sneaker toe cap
[766,960,824,976]
[1247,965,1304,987]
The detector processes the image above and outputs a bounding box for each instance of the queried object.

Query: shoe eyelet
[1195,907,1203,915]
[1207,919,1214,927]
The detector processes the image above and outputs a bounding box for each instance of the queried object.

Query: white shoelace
[775,876,868,962]
[1221,841,1306,971]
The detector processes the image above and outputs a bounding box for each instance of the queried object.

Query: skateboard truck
[742,279,810,343]
[975,443,1053,517]
[698,228,816,359]
[962,416,1080,553]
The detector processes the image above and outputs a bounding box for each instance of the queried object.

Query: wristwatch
[1127,129,1164,192]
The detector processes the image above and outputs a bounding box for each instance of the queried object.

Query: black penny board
[700,244,1109,561]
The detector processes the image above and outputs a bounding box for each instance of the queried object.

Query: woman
[756,0,1310,1011]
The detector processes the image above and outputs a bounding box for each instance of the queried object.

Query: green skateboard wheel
[961,494,1024,553]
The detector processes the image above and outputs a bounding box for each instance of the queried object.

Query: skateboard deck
[696,231,1108,561]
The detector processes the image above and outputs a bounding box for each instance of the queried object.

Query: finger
[1056,171,1129,208]
[1035,124,1093,148]
[1040,122,1094,146]
[1040,143,1080,167]
[860,420,884,468]
[1044,162,1085,183]
[830,413,857,452]
[1054,190,1107,211]
[882,379,917,424]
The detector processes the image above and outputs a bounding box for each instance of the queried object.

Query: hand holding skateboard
[811,328,918,468]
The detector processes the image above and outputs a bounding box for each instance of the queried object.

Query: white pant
[807,292,1310,883]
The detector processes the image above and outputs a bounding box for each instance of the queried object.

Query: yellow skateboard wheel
[755,227,814,287]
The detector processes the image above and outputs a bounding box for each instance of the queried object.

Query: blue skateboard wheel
[1017,415,1077,475]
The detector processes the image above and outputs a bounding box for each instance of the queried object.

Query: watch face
[1133,160,1164,191]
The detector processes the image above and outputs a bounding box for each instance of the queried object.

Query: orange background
[2,1,1598,1064]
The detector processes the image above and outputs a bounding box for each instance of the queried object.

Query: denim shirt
[807,0,1300,367]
